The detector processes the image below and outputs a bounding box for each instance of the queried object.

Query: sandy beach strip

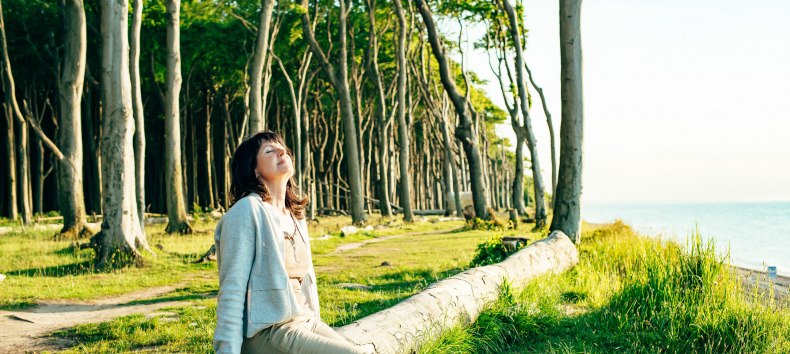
[732,265,788,304]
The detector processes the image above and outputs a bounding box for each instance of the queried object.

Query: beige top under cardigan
[213,194,320,354]
[276,208,313,317]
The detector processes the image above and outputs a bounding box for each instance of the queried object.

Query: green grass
[0,220,219,309]
[419,221,790,354]
[1,211,542,352]
[0,214,459,310]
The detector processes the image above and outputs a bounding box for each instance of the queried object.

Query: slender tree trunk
[300,0,366,224]
[440,114,462,216]
[163,0,191,233]
[366,0,392,217]
[526,64,557,198]
[0,2,31,224]
[57,0,89,237]
[416,0,488,219]
[450,149,463,216]
[31,133,43,215]
[130,0,146,230]
[221,93,231,209]
[550,0,584,243]
[392,0,413,222]
[272,47,312,193]
[82,83,101,215]
[91,0,152,267]
[502,0,546,227]
[512,134,527,215]
[247,0,275,132]
[204,91,214,208]
[3,103,17,219]
[16,118,31,223]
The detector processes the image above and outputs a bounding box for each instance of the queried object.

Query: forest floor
[0,212,538,353]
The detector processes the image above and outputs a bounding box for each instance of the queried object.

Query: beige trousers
[241,316,364,354]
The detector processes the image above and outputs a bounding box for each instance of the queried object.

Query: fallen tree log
[336,231,579,354]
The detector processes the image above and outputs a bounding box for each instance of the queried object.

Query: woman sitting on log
[213,130,363,354]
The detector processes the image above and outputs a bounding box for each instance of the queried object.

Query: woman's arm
[214,200,256,354]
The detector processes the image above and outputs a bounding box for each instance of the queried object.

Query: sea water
[583,201,790,276]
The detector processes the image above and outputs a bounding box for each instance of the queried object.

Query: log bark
[337,231,579,353]
[550,0,584,243]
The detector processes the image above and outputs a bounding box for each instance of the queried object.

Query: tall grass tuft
[419,221,790,353]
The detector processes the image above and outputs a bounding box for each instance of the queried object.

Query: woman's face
[255,140,294,184]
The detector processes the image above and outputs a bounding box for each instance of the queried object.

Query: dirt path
[332,228,458,253]
[0,285,205,353]
[0,227,459,353]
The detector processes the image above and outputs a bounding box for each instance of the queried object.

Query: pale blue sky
[452,0,790,203]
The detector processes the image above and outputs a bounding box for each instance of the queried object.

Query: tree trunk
[366,0,392,217]
[130,0,146,230]
[392,0,413,222]
[450,151,462,217]
[300,0,366,225]
[247,0,275,132]
[92,0,152,268]
[163,0,192,233]
[82,82,102,215]
[0,1,31,224]
[512,134,527,216]
[440,115,455,215]
[337,232,579,353]
[15,118,31,224]
[416,0,488,219]
[525,63,557,198]
[3,103,17,219]
[550,0,584,243]
[31,133,43,215]
[221,93,231,209]
[204,91,214,208]
[58,0,89,237]
[502,0,547,227]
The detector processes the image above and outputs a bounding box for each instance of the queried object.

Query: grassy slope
[419,222,790,354]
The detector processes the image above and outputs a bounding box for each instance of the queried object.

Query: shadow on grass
[383,267,464,287]
[123,291,217,306]
[6,260,97,277]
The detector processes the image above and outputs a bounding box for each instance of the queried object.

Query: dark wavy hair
[229,130,308,219]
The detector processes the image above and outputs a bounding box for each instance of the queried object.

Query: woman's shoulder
[224,194,266,220]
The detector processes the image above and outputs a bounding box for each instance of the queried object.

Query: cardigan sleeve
[213,199,256,354]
